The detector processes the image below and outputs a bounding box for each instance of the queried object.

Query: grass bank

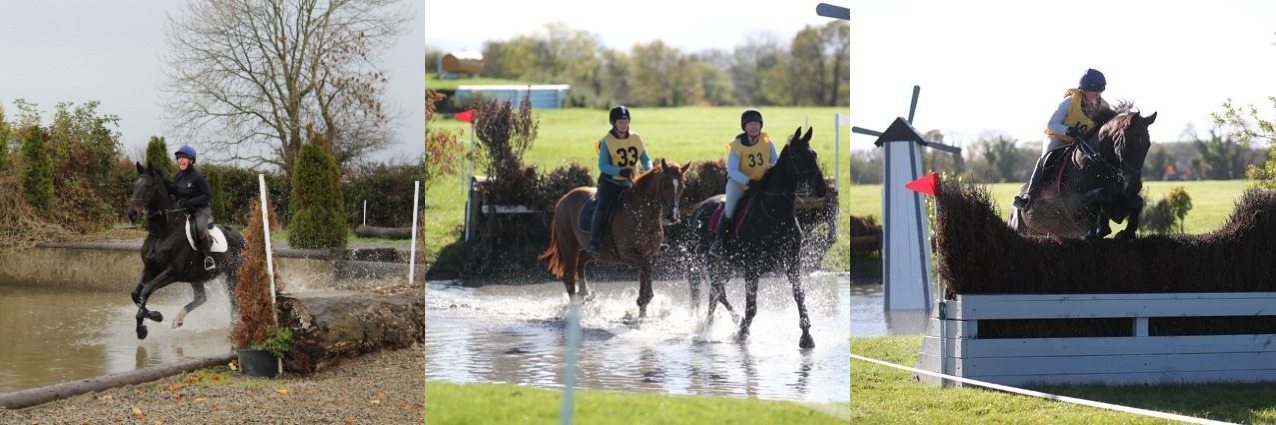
[852,336,1276,424]
[425,106,852,272]
[425,381,848,424]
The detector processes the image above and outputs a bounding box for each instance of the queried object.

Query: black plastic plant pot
[237,349,279,378]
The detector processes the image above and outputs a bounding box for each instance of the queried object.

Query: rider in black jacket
[171,145,216,271]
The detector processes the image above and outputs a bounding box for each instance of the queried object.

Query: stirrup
[203,255,216,271]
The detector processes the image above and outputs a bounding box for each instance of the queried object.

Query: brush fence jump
[919,291,1276,387]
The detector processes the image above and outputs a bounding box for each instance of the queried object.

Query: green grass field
[425,381,848,424]
[847,179,1258,235]
[425,106,852,270]
[853,336,1276,424]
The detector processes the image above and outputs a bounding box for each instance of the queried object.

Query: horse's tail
[539,212,568,279]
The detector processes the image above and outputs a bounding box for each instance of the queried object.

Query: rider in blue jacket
[585,106,652,255]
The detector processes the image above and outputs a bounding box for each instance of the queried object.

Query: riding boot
[585,205,606,255]
[1014,153,1051,211]
[708,217,731,257]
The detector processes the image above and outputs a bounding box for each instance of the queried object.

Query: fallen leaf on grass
[368,399,380,405]
[275,388,289,395]
[98,395,113,401]
[167,383,183,392]
[194,397,207,402]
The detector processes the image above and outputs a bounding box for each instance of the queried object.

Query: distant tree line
[428,21,849,108]
[847,130,1269,185]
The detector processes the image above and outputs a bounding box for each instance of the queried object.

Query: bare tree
[163,0,410,177]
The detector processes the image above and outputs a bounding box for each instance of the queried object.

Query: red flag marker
[453,109,475,123]
[905,172,940,197]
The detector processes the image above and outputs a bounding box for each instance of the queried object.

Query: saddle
[184,219,229,253]
[576,191,626,234]
[708,192,759,234]
[1040,144,1079,198]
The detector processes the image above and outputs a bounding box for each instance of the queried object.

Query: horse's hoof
[736,329,750,343]
[799,334,815,350]
[147,310,164,322]
[172,320,184,329]
[136,326,148,340]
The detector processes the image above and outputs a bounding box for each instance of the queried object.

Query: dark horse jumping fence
[685,127,829,349]
[127,162,246,340]
[1009,103,1157,240]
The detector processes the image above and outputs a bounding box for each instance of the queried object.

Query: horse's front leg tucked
[1114,195,1144,240]
[1087,208,1112,240]
[135,267,178,340]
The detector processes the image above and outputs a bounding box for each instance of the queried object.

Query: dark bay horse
[540,159,686,318]
[685,127,828,349]
[127,162,246,340]
[1010,104,1156,239]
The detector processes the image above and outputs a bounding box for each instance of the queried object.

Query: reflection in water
[425,273,850,403]
[0,283,232,393]
[850,282,929,337]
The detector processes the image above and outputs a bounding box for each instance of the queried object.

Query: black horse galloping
[127,162,245,340]
[1010,103,1156,239]
[686,127,828,349]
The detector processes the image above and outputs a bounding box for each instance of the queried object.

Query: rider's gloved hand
[619,168,633,179]
[1066,126,1085,140]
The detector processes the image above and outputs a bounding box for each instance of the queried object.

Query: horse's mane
[630,163,667,198]
[1098,101,1137,141]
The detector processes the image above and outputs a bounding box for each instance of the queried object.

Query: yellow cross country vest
[729,132,772,181]
[598,132,646,181]
[1045,88,1111,143]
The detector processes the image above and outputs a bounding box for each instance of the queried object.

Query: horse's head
[128,162,170,224]
[783,126,827,198]
[1098,105,1156,196]
[635,158,686,226]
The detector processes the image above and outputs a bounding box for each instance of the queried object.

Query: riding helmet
[1079,68,1106,92]
[741,108,763,131]
[174,145,197,162]
[609,106,631,124]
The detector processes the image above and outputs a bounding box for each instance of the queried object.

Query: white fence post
[410,180,421,285]
[257,174,280,375]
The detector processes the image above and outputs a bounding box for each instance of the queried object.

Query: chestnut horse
[540,159,685,317]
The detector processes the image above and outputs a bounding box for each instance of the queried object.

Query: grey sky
[0,0,424,164]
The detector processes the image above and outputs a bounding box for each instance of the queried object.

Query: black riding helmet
[741,108,763,131]
[609,106,631,124]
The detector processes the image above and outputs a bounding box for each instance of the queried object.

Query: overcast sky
[426,0,1276,149]
[0,0,424,164]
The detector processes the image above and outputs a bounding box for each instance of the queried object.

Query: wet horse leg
[575,251,591,302]
[708,261,739,325]
[737,270,759,342]
[135,267,178,340]
[788,263,814,349]
[172,282,207,329]
[688,255,703,313]
[637,264,654,318]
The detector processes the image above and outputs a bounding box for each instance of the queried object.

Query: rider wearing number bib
[709,108,778,257]
[1014,68,1112,212]
[585,106,652,255]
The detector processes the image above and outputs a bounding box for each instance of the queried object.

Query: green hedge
[288,143,347,248]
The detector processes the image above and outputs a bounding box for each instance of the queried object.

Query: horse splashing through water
[1010,103,1156,239]
[127,162,246,340]
[686,127,828,349]
[540,159,685,318]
